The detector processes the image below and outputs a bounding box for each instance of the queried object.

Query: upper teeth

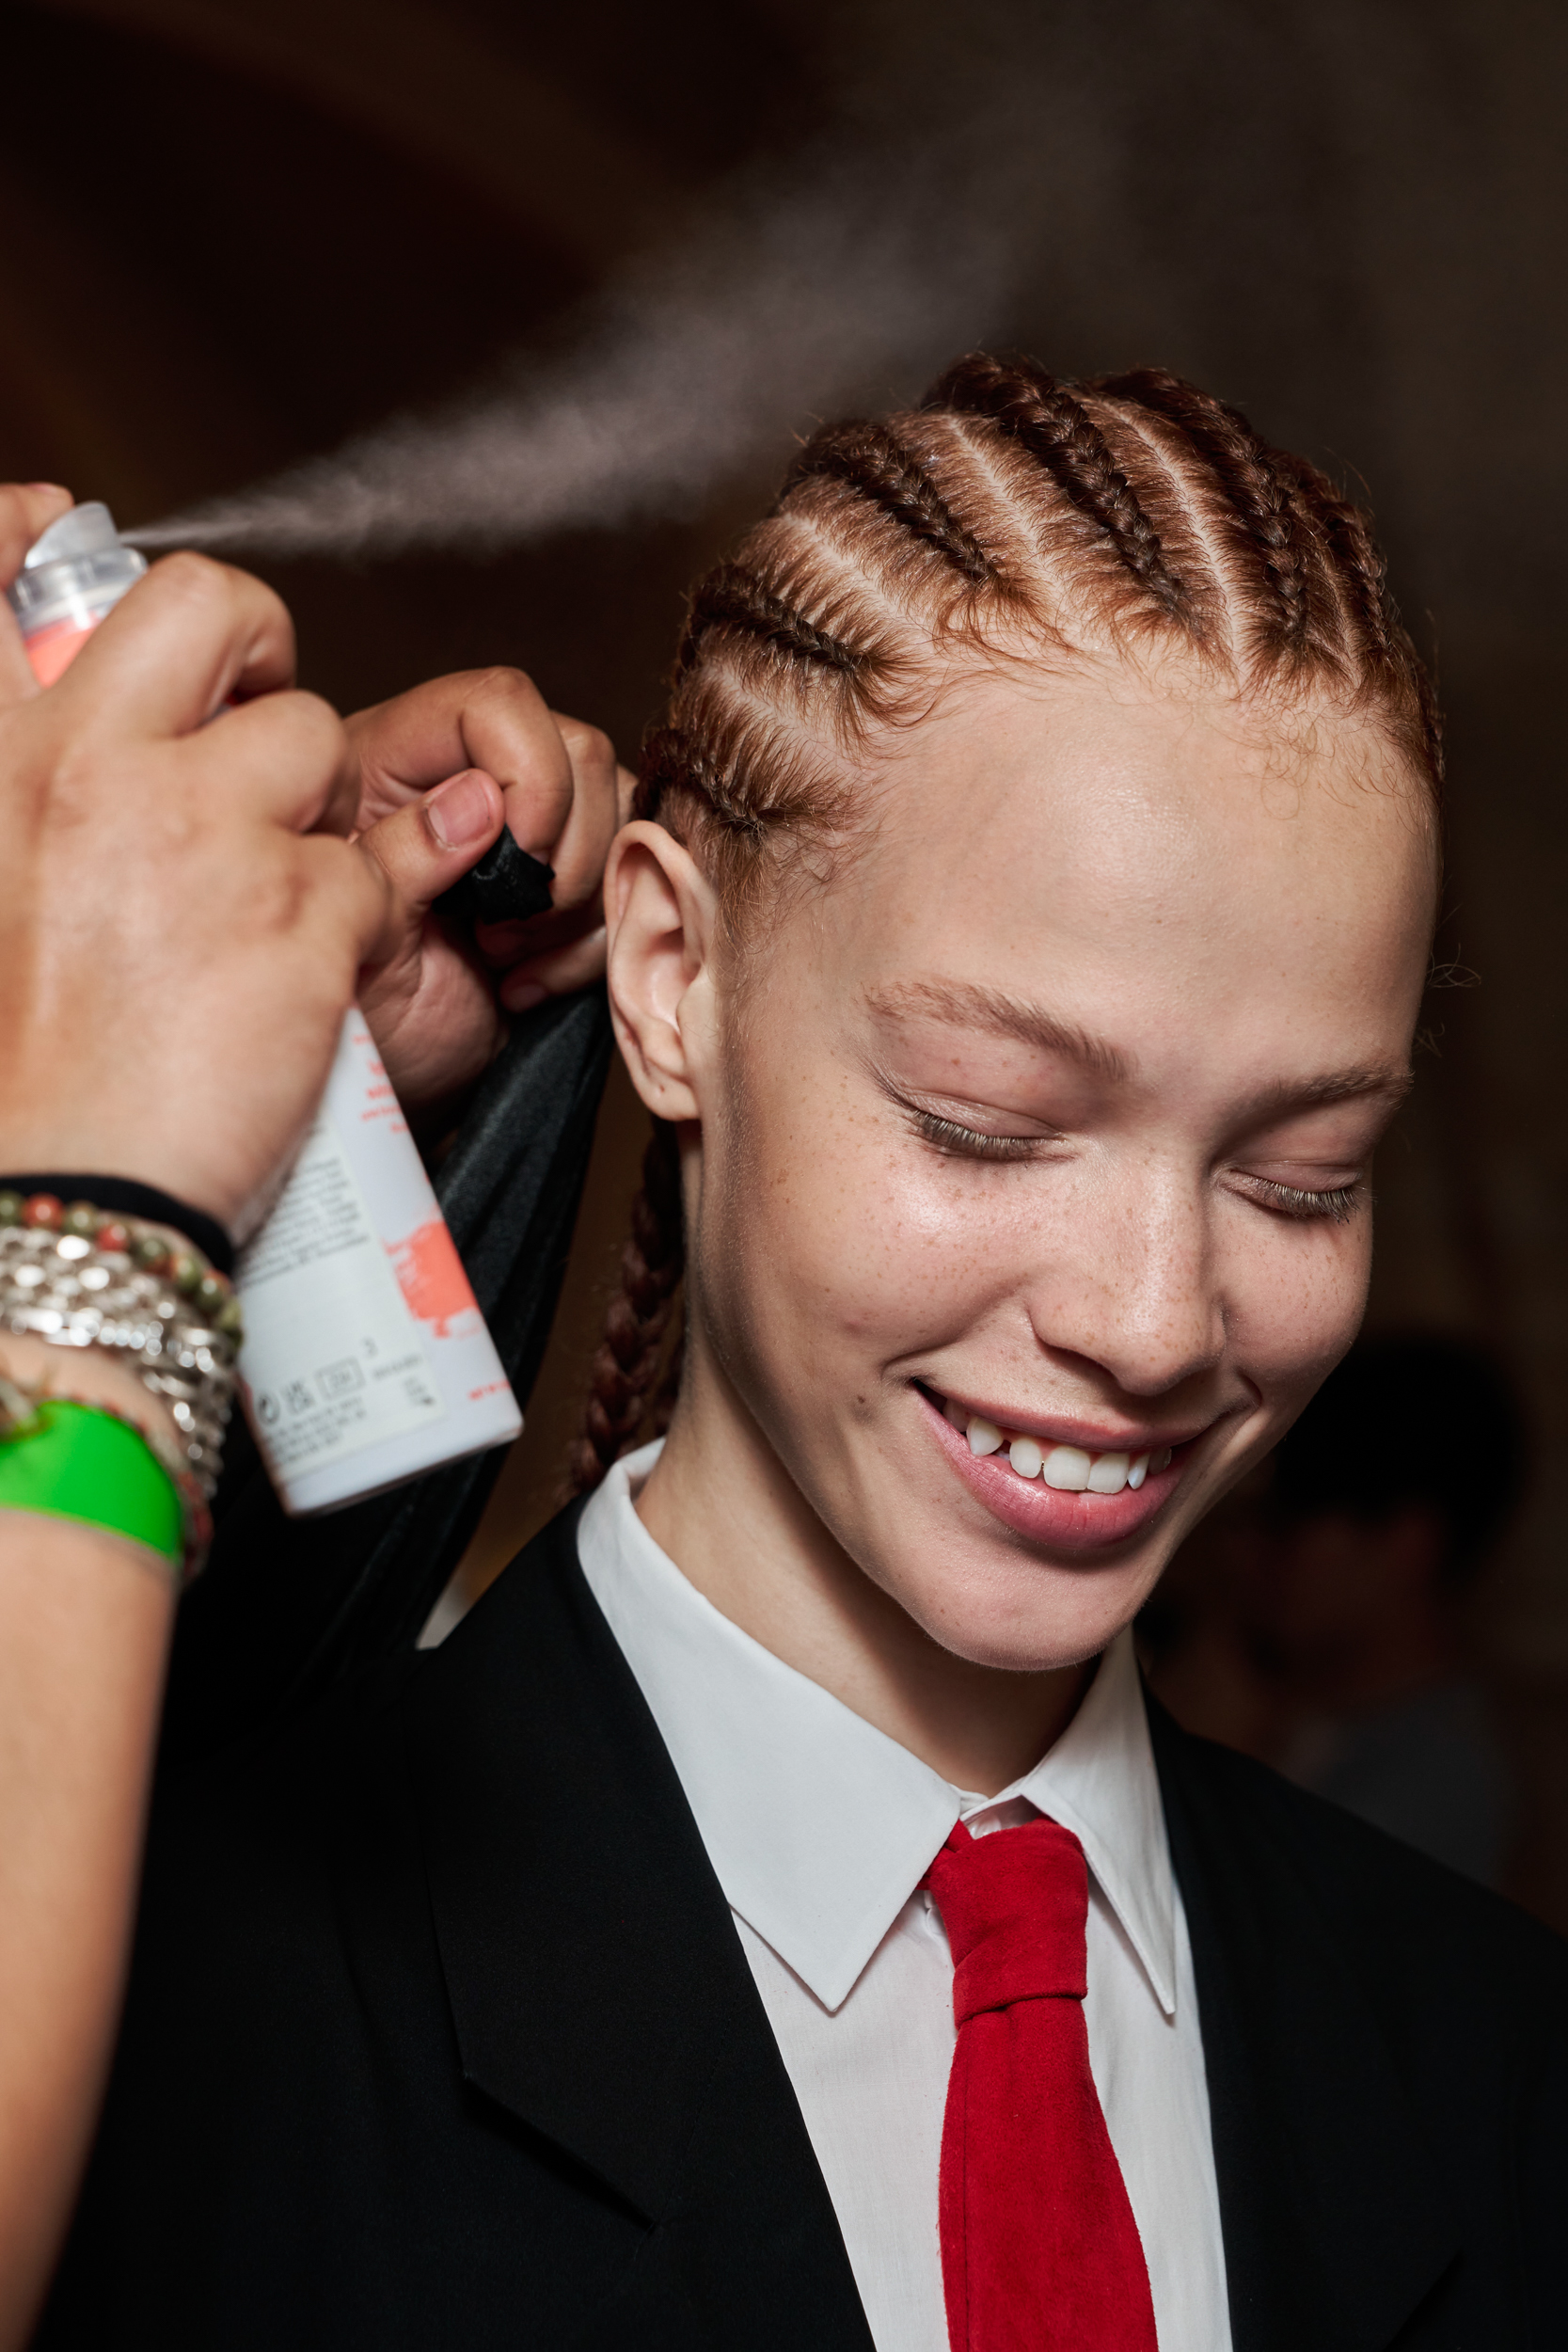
[961,1410,1171,1495]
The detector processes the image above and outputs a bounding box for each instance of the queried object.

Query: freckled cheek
[1227,1221,1373,1425]
[743,1155,1028,1371]
[709,1078,1009,1361]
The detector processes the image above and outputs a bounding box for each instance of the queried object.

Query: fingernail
[503,977,546,1014]
[423,768,493,851]
[25,483,70,498]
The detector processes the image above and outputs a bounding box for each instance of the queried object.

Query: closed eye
[905,1106,1057,1163]
[1233,1172,1366,1224]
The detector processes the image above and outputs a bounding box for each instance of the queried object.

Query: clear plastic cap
[7,501,147,638]
[22,501,123,568]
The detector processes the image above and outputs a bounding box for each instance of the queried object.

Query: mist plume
[127,148,1015,562]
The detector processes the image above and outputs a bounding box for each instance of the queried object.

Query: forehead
[800,660,1436,1067]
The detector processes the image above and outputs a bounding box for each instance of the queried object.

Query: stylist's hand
[346,669,633,1120]
[0,485,394,1240]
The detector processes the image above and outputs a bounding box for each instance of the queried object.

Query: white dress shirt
[578,1443,1231,2352]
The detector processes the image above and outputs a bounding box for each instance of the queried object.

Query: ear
[604,819,720,1124]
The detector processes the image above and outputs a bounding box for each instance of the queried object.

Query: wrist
[0,1335,181,1455]
[0,1188,241,1569]
[0,1176,233,1276]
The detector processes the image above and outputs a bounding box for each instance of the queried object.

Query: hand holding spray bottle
[8,504,523,1514]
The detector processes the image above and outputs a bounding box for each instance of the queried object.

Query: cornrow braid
[1093,365,1316,660]
[639,723,759,840]
[927,353,1187,618]
[677,562,869,680]
[1275,452,1445,785]
[565,1120,686,1497]
[781,419,998,586]
[1275,450,1395,663]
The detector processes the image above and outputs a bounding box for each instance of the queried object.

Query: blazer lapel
[1149,1699,1459,2352]
[405,1502,874,2347]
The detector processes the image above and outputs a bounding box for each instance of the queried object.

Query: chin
[882,1540,1158,1676]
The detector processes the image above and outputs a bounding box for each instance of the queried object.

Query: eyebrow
[1238,1066,1415,1119]
[866,979,1132,1081]
[865,977,1415,1117]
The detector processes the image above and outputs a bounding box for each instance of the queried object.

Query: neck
[634,1347,1091,1796]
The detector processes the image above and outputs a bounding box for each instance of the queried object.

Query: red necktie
[927,1817,1159,2351]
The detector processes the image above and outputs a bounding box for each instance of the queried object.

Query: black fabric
[40,1503,875,2352]
[437,830,557,927]
[161,985,613,1767]
[0,1176,233,1273]
[38,1507,1568,2350]
[1148,1699,1567,2350]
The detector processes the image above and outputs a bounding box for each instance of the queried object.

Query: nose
[1022,1153,1227,1402]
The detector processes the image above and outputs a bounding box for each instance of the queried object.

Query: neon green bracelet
[0,1396,183,1570]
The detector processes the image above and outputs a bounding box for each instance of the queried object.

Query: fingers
[513,721,627,915]
[346,668,573,843]
[0,484,73,702]
[345,662,628,931]
[296,829,401,979]
[356,767,506,921]
[49,552,296,738]
[0,484,73,591]
[177,687,357,836]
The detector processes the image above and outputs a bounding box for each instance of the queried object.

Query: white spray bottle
[8,503,523,1514]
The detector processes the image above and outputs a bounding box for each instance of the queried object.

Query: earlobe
[605,820,718,1124]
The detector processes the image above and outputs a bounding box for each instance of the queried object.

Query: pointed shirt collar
[578,1442,1177,2018]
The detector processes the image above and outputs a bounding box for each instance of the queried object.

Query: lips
[916,1385,1191,1554]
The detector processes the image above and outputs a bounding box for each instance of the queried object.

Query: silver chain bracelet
[0,1208,240,1502]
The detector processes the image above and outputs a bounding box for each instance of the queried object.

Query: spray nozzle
[23,501,124,568]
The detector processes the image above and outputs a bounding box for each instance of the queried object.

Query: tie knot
[927,1817,1088,2024]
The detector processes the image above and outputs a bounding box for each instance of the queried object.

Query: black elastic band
[1,1177,234,1276]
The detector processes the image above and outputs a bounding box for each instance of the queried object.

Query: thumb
[358,766,505,917]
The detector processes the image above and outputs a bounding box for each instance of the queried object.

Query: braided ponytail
[565,1120,686,1497]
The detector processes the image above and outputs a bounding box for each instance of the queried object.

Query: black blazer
[39,1504,1568,2350]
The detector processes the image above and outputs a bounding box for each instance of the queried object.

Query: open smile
[914,1383,1197,1555]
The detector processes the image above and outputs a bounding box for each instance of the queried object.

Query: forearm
[0,1346,176,2347]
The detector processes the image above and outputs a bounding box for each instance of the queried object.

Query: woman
[40,360,1565,2349]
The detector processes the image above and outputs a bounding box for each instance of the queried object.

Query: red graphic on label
[388,1218,479,1337]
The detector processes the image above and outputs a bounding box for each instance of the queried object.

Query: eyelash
[1241,1176,1365,1225]
[907,1108,1053,1163]
[909,1108,1366,1223]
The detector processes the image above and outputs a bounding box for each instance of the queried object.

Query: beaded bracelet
[0,1192,242,1544]
[0,1377,190,1580]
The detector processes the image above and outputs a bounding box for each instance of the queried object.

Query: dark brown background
[3,0,1564,1915]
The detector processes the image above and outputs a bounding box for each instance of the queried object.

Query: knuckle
[280,687,347,759]
[147,548,233,612]
[249,845,314,937]
[571,723,616,774]
[471,663,539,704]
[239,686,345,767]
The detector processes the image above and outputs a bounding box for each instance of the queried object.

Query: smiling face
[658,656,1436,1672]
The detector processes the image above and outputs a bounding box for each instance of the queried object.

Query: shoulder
[1149,1694,1568,2017]
[144,1502,595,1930]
